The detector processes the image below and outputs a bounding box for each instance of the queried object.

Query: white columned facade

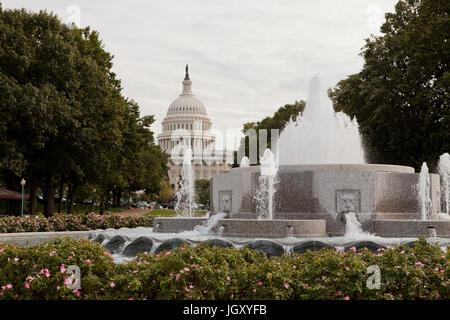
[157,65,229,191]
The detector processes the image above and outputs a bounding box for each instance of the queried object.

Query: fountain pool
[91,75,450,261]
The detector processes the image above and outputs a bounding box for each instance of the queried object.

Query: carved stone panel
[219,190,232,213]
[336,189,361,213]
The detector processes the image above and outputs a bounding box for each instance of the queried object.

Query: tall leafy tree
[329,0,449,171]
[0,6,167,216]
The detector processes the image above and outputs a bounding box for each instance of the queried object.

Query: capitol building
[157,66,230,190]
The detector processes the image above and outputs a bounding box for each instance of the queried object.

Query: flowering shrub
[0,238,448,300]
[0,238,118,299]
[0,214,153,233]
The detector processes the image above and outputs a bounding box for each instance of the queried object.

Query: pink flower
[337,291,342,296]
[133,270,139,274]
[14,257,19,262]
[257,281,262,286]
[165,251,171,256]
[181,247,185,251]
[57,286,61,290]
[60,264,67,273]
[190,264,196,268]
[189,284,194,289]
[184,267,190,272]
[344,296,350,300]
[176,274,180,281]
[85,259,91,265]
[6,284,12,289]
[344,266,350,271]
[110,282,115,288]
[184,287,189,292]
[284,282,289,289]
[24,283,30,289]
[293,265,297,269]
[253,289,256,293]
[350,247,356,252]
[226,276,231,281]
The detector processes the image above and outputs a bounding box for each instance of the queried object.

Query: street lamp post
[20,178,26,218]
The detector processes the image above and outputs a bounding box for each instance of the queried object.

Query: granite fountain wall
[211,164,441,236]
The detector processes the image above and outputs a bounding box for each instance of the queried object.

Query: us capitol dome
[157,65,230,190]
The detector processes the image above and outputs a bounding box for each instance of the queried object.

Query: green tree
[195,179,210,206]
[329,0,449,171]
[158,180,174,203]
[0,6,167,216]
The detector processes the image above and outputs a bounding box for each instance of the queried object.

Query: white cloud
[2,0,398,149]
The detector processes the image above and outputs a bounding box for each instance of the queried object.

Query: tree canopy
[0,6,167,216]
[329,0,449,171]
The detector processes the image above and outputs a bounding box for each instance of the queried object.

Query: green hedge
[0,213,153,233]
[0,238,448,300]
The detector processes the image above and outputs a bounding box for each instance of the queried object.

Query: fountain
[175,147,195,217]
[255,149,278,220]
[418,162,433,220]
[278,75,364,165]
[438,153,450,216]
[91,76,450,261]
[240,156,250,168]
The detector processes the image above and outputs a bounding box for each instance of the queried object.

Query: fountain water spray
[418,162,433,220]
[175,147,196,217]
[240,156,250,167]
[278,75,365,165]
[255,149,278,220]
[438,153,450,216]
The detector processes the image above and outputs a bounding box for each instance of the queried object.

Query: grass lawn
[145,209,208,217]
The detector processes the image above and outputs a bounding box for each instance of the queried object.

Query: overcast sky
[3,0,398,150]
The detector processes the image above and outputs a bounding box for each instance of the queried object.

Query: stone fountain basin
[153,216,326,238]
[216,219,326,238]
[153,217,208,233]
[211,162,442,235]
[373,219,450,237]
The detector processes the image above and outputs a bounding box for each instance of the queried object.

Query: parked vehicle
[136,201,150,208]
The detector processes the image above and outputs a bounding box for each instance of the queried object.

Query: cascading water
[344,212,368,237]
[418,162,433,221]
[438,153,450,216]
[255,149,278,220]
[175,147,196,217]
[193,212,228,234]
[278,75,365,165]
